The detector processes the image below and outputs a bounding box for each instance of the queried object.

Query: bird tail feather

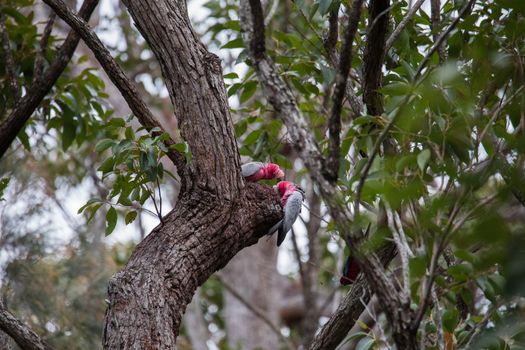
[267,220,283,236]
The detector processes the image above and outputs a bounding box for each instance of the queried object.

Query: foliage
[211,0,525,347]
[1,0,525,349]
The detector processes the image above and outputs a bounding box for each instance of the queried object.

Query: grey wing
[241,162,264,177]
[278,192,304,245]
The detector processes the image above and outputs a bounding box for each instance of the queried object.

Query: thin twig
[477,86,525,145]
[0,11,20,101]
[385,0,426,52]
[34,13,57,81]
[216,275,294,350]
[390,211,410,298]
[156,177,163,223]
[463,304,497,349]
[354,94,414,217]
[432,287,444,350]
[327,0,364,182]
[414,0,477,79]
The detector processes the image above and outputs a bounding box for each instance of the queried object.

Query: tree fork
[103,185,282,348]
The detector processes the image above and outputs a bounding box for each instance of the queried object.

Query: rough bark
[362,0,390,116]
[103,185,281,349]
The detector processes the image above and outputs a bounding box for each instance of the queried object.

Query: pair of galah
[241,162,304,246]
[242,162,359,285]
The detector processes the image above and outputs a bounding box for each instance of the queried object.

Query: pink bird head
[275,181,303,207]
[266,163,285,179]
[276,181,294,197]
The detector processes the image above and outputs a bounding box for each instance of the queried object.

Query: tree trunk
[99,1,284,348]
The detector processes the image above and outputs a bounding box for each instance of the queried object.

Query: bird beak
[276,170,285,179]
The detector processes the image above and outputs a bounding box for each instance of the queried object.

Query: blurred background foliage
[0,0,524,349]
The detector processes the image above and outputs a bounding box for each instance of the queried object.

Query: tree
[1,0,525,349]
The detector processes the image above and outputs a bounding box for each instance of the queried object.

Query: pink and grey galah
[268,181,305,246]
[241,162,284,182]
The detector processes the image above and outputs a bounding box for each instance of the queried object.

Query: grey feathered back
[241,162,264,177]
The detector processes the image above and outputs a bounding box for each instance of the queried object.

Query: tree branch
[34,13,57,81]
[430,0,447,63]
[362,0,390,116]
[0,11,20,101]
[41,0,187,178]
[0,0,99,160]
[384,0,425,52]
[327,0,364,182]
[414,0,476,79]
[0,302,54,350]
[308,241,396,350]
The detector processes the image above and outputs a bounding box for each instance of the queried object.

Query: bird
[340,255,360,285]
[268,181,305,246]
[241,162,284,182]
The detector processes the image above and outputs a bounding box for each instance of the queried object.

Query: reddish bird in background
[268,181,304,246]
[241,162,284,182]
[340,255,361,285]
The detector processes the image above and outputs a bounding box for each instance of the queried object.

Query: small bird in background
[268,181,305,246]
[340,255,361,285]
[241,162,284,182]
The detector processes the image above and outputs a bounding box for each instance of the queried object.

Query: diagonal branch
[0,301,55,350]
[34,13,57,81]
[0,0,99,160]
[41,0,186,176]
[385,0,425,52]
[0,11,20,101]
[327,0,364,182]
[414,0,476,79]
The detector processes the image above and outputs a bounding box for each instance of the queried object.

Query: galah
[241,162,284,182]
[340,255,360,285]
[268,181,305,246]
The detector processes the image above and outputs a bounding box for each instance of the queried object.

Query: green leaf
[240,81,258,104]
[221,37,244,49]
[223,72,239,79]
[417,149,431,172]
[442,309,459,333]
[86,203,102,224]
[409,255,427,280]
[95,139,114,153]
[98,157,116,174]
[355,337,375,350]
[105,206,117,236]
[125,211,138,225]
[244,129,262,145]
[17,128,31,151]
[319,0,333,15]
